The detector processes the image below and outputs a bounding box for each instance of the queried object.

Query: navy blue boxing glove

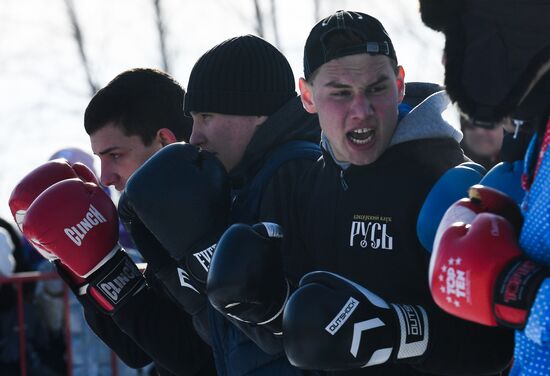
[207,222,288,335]
[417,162,485,252]
[479,160,525,205]
[125,143,230,292]
[120,143,230,318]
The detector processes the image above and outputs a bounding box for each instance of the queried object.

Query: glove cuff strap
[392,304,429,361]
[86,250,146,314]
[494,257,549,328]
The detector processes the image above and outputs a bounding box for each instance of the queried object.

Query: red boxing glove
[23,178,118,277]
[430,213,548,328]
[9,159,99,261]
[22,178,144,313]
[9,159,98,230]
[432,185,523,254]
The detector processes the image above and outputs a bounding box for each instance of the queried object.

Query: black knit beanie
[184,35,297,116]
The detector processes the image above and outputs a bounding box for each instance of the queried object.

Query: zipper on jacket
[340,169,349,191]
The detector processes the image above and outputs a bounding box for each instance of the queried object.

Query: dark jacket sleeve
[83,308,153,369]
[414,307,514,375]
[52,258,153,369]
[83,280,217,375]
[110,277,217,376]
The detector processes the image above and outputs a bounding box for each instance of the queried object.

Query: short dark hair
[84,68,192,144]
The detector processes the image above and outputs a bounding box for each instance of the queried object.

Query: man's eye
[331,90,351,98]
[110,153,121,160]
[368,85,385,94]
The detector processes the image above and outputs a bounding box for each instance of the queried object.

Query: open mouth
[347,128,374,145]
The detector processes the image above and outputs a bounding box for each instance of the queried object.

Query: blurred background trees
[0,0,445,222]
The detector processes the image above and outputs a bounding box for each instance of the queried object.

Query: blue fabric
[398,102,412,122]
[208,308,307,376]
[479,160,525,205]
[209,140,320,376]
[511,131,550,375]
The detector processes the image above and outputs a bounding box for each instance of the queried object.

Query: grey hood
[389,90,462,147]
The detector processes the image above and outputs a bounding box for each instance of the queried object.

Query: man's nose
[100,161,118,188]
[189,127,205,146]
[349,94,374,119]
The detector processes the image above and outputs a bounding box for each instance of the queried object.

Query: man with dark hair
[84,68,192,190]
[10,35,321,376]
[207,10,514,375]
[9,67,218,376]
[80,68,214,376]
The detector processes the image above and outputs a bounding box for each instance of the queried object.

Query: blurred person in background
[0,221,64,376]
[460,114,504,170]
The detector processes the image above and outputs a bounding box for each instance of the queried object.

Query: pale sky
[0,0,446,223]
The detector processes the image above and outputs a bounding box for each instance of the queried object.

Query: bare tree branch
[253,0,264,37]
[270,0,281,49]
[395,0,430,48]
[63,0,98,96]
[153,0,170,73]
[313,0,321,22]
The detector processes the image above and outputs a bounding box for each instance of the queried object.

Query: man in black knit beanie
[117,34,321,376]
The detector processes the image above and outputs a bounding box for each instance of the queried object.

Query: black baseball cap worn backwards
[304,10,397,80]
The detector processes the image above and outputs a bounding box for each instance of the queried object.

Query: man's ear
[157,128,177,146]
[253,116,268,128]
[396,66,406,103]
[299,78,317,114]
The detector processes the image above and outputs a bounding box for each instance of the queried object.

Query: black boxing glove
[283,271,429,370]
[118,193,206,316]
[124,143,231,291]
[207,222,289,334]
